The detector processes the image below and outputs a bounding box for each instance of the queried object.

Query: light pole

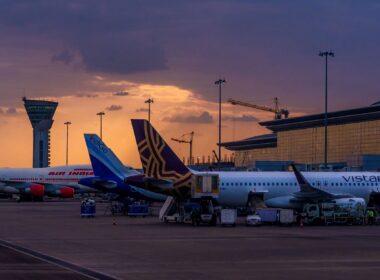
[96,112,105,140]
[64,121,71,165]
[319,50,334,168]
[214,78,226,167]
[145,98,154,122]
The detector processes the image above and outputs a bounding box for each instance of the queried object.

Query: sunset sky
[0,1,379,168]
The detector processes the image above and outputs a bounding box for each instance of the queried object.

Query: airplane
[0,165,99,201]
[130,119,380,209]
[78,133,167,202]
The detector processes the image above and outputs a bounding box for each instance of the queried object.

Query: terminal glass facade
[234,119,380,169]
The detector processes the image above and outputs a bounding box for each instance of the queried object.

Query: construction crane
[171,132,194,165]
[227,97,290,120]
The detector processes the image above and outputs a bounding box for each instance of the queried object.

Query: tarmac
[1,200,380,280]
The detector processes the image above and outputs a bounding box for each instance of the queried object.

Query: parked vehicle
[246,215,261,226]
[303,199,365,225]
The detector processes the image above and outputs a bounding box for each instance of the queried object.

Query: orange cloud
[0,78,300,168]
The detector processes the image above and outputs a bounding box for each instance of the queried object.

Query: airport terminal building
[221,102,380,171]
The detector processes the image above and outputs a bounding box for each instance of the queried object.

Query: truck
[303,199,365,225]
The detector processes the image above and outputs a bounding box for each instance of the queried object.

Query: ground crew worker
[367,209,375,225]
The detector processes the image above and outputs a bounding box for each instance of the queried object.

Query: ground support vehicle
[303,200,365,225]
[220,209,237,226]
[159,173,219,226]
[246,215,261,226]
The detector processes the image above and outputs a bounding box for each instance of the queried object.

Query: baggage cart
[128,204,149,217]
[279,209,294,225]
[256,208,278,224]
[81,199,96,218]
[220,209,237,226]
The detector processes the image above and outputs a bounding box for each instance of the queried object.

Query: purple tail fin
[131,119,192,197]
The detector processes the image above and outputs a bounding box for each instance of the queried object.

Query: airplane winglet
[291,164,332,200]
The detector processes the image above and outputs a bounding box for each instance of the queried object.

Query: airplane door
[203,176,212,193]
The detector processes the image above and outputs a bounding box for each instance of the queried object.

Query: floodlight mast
[319,50,334,168]
[64,121,71,165]
[96,112,105,140]
[145,98,154,123]
[215,78,226,168]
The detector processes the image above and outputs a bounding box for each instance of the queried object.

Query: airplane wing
[291,164,352,201]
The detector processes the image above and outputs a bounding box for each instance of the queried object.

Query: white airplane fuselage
[214,171,380,207]
[0,165,96,194]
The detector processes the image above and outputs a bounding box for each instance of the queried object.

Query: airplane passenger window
[226,183,229,186]
[258,183,261,186]
[249,183,252,186]
[240,183,243,186]
[244,183,247,186]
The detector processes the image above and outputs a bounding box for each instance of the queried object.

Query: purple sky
[0,0,379,112]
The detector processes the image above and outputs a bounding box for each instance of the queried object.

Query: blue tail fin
[131,119,192,197]
[84,134,138,179]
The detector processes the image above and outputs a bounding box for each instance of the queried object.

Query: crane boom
[227,98,289,120]
[228,98,276,113]
[171,132,194,165]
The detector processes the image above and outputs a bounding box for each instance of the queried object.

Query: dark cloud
[224,114,258,122]
[163,111,213,123]
[114,91,129,96]
[0,1,168,75]
[78,36,167,74]
[0,1,380,111]
[106,105,123,111]
[76,94,98,98]
[136,108,149,112]
[51,49,74,64]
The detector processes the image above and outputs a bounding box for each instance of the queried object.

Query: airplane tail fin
[131,119,192,197]
[84,134,138,179]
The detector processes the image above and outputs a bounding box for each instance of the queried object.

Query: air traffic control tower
[23,97,58,168]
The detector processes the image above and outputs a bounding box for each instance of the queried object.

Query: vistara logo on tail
[132,119,192,198]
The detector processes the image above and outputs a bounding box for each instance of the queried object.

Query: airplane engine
[28,184,45,198]
[58,187,75,198]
